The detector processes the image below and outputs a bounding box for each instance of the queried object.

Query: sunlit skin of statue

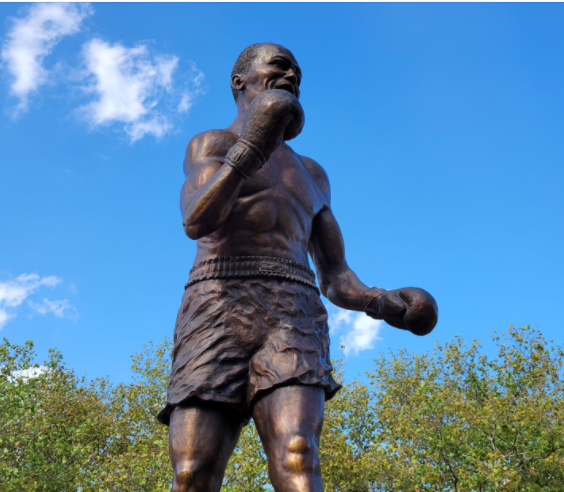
[158,43,438,492]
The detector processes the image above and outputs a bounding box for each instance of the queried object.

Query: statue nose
[285,70,297,83]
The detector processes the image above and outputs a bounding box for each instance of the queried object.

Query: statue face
[237,44,301,102]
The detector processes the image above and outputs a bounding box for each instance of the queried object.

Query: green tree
[2,325,563,491]
[367,326,564,491]
[87,339,172,491]
[0,340,114,491]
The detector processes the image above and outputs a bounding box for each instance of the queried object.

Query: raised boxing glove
[225,89,305,179]
[364,287,438,336]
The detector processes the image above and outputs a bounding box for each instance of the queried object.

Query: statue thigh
[168,405,243,492]
[253,385,326,492]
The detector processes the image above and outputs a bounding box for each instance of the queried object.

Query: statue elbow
[318,280,330,298]
[183,220,203,240]
[183,218,220,240]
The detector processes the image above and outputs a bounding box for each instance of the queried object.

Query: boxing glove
[225,89,305,179]
[364,287,438,336]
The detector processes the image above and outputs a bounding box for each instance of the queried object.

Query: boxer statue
[158,43,438,492]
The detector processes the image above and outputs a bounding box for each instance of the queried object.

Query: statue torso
[193,135,328,267]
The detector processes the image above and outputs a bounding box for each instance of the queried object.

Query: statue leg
[252,385,325,492]
[169,405,244,492]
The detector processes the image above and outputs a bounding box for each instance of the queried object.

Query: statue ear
[231,74,245,94]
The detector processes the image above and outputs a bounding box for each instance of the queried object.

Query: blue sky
[1,3,563,383]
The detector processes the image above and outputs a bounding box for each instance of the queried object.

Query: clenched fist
[241,88,305,154]
[225,89,305,179]
[365,287,438,336]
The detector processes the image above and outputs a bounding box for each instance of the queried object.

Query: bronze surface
[165,42,438,491]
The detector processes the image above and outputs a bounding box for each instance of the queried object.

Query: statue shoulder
[183,129,238,175]
[299,154,331,202]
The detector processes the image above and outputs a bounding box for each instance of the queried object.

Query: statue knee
[282,434,317,475]
[172,459,211,492]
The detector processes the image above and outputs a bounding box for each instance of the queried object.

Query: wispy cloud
[1,5,204,141]
[329,307,384,356]
[78,39,204,142]
[177,61,204,114]
[1,3,92,114]
[0,273,76,329]
[28,298,77,319]
[0,309,10,329]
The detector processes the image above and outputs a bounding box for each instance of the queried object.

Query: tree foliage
[366,326,564,491]
[1,326,563,491]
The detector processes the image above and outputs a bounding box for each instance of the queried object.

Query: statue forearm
[321,264,437,336]
[319,264,384,312]
[183,90,305,240]
[182,163,245,239]
[310,208,386,312]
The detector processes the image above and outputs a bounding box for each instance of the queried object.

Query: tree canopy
[1,325,563,491]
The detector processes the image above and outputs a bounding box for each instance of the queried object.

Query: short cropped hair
[231,44,263,101]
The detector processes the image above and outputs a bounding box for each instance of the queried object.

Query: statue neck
[226,97,251,135]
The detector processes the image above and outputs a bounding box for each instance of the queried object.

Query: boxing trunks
[157,256,341,426]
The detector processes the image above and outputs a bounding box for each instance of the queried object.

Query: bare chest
[232,146,325,233]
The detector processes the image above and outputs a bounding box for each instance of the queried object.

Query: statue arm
[182,91,304,240]
[302,154,382,311]
[309,207,384,311]
[306,156,438,335]
[181,132,245,239]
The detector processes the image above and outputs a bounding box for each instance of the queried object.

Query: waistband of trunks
[185,256,320,294]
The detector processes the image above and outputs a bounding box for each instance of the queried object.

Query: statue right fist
[225,89,305,179]
[365,287,438,336]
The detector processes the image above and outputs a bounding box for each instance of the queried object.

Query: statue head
[230,43,301,106]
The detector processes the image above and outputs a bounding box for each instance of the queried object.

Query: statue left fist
[365,288,438,336]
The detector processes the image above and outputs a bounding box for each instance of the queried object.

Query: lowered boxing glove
[364,287,438,336]
[225,89,305,179]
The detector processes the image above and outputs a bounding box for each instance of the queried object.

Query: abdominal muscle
[193,190,312,267]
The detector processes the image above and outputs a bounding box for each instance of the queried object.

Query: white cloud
[329,308,353,334]
[329,307,384,356]
[1,3,92,113]
[29,298,76,318]
[9,365,48,382]
[78,39,203,142]
[1,5,204,141]
[0,273,76,329]
[0,309,12,329]
[177,92,193,113]
[178,61,204,114]
[0,273,60,308]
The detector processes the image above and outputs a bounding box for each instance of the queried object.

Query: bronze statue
[158,43,438,492]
